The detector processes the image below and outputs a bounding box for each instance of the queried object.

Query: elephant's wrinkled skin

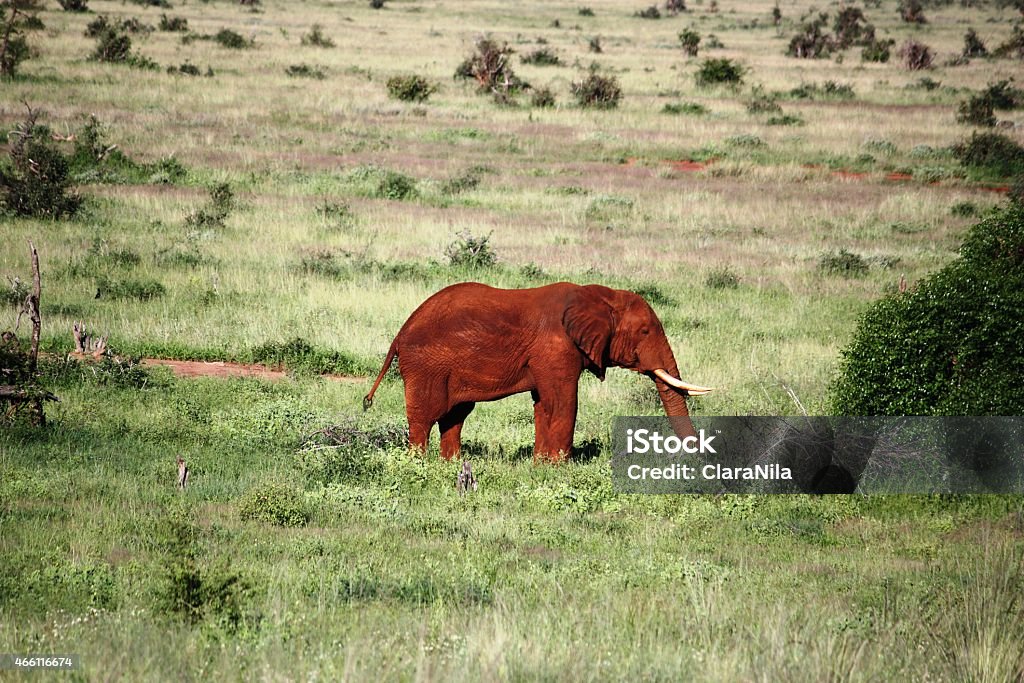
[364,282,711,462]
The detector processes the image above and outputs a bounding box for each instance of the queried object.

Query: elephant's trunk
[653,364,698,439]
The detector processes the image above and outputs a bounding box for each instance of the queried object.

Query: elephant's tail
[363,341,398,411]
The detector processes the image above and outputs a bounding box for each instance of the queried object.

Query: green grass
[3,375,1023,680]
[2,0,1023,678]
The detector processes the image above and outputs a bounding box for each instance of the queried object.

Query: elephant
[363,282,712,462]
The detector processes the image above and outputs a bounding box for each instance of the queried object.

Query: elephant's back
[396,281,567,348]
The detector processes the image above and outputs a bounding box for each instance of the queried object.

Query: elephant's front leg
[532,386,579,463]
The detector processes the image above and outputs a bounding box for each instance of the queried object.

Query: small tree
[0,106,82,218]
[454,37,528,101]
[861,37,894,63]
[678,28,700,56]
[386,74,437,102]
[963,29,988,58]
[695,57,744,86]
[787,13,834,58]
[898,0,926,24]
[571,71,622,108]
[0,1,42,78]
[898,39,933,70]
[833,7,874,48]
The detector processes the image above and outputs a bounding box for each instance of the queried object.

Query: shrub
[818,249,869,277]
[695,57,744,86]
[250,337,363,375]
[445,230,498,268]
[0,109,82,218]
[662,101,707,115]
[185,183,234,229]
[957,94,997,127]
[963,29,988,58]
[704,33,724,48]
[899,0,926,24]
[59,0,89,11]
[454,38,527,98]
[159,14,188,32]
[440,168,482,194]
[531,86,556,107]
[91,27,132,62]
[787,12,834,58]
[746,87,782,114]
[571,71,622,108]
[588,36,602,53]
[830,206,1024,415]
[898,39,933,70]
[789,80,855,100]
[861,37,894,62]
[993,25,1024,60]
[953,132,1024,177]
[636,5,661,19]
[238,481,308,527]
[285,63,325,79]
[767,114,804,126]
[95,276,166,301]
[983,79,1023,109]
[578,7,595,16]
[369,0,385,7]
[950,201,978,217]
[346,165,418,200]
[386,74,437,102]
[301,23,334,47]
[522,47,562,66]
[834,7,874,48]
[0,4,32,78]
[704,266,740,289]
[665,0,686,12]
[214,28,249,49]
[678,29,700,56]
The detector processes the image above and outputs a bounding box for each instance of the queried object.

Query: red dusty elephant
[363,282,712,462]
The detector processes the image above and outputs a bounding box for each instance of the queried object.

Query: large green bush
[830,206,1024,415]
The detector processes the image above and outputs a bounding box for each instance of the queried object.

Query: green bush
[957,94,997,127]
[662,101,707,115]
[678,29,701,57]
[95,276,166,301]
[301,23,334,47]
[159,14,188,32]
[861,37,895,63]
[185,183,234,228]
[571,72,622,108]
[386,74,437,102]
[237,481,309,527]
[830,205,1024,415]
[953,132,1024,177]
[249,337,364,376]
[0,112,82,218]
[59,0,89,11]
[818,249,869,277]
[962,28,988,58]
[346,165,418,200]
[695,58,744,87]
[521,48,562,66]
[445,230,498,268]
[285,63,325,79]
[704,266,741,289]
[787,12,834,59]
[214,28,249,49]
[635,5,661,19]
[531,86,556,107]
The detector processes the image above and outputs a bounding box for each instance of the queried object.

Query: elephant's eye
[640,327,650,336]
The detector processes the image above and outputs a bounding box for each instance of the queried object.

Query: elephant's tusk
[653,369,714,396]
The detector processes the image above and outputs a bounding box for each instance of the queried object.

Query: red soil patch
[977,184,1010,194]
[832,170,867,180]
[140,358,364,383]
[885,172,914,182]
[665,159,711,172]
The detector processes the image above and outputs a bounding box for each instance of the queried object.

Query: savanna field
[2,0,1024,679]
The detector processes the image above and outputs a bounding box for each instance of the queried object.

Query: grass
[1,0,1022,679]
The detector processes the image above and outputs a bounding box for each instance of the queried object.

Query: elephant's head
[563,285,712,434]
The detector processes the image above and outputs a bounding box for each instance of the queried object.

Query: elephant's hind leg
[439,402,475,461]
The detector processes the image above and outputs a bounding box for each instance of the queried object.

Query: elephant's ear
[563,287,614,379]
